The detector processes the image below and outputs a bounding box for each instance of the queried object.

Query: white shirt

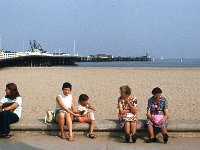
[77,104,89,114]
[56,93,72,110]
[0,96,22,118]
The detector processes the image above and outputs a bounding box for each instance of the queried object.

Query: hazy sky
[0,0,200,58]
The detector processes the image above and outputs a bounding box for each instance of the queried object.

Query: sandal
[3,133,12,138]
[88,133,95,139]
[67,136,74,142]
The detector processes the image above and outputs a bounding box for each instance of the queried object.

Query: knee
[65,113,71,119]
[56,113,65,121]
[77,118,84,123]
[1,111,9,118]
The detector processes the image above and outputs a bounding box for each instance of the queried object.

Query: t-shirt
[77,104,89,114]
[0,96,22,118]
[56,93,72,110]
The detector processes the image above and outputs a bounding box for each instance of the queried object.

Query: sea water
[76,59,200,68]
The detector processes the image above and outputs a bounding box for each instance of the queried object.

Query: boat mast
[73,38,76,56]
[0,34,1,50]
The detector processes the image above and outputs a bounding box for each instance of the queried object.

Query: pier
[76,55,151,62]
[0,55,76,68]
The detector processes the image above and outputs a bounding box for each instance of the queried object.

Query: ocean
[76,59,200,68]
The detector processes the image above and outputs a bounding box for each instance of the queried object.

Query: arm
[0,102,19,112]
[146,109,156,124]
[56,96,80,117]
[118,101,131,114]
[88,103,96,111]
[71,96,76,112]
[125,98,138,114]
[0,101,3,109]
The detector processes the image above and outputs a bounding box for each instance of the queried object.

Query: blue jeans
[0,111,19,135]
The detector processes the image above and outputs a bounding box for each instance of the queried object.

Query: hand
[157,119,164,126]
[125,98,129,103]
[150,117,156,124]
[73,113,81,117]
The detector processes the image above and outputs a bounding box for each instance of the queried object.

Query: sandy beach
[0,67,200,122]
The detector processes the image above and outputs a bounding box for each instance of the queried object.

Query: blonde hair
[120,85,131,96]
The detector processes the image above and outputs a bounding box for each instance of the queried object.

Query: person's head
[62,82,72,96]
[5,83,20,99]
[78,94,89,106]
[119,85,131,99]
[152,87,162,101]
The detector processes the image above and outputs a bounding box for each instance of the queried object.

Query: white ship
[0,40,76,60]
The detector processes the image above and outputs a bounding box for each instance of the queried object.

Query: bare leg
[124,122,131,143]
[89,120,95,135]
[130,122,137,143]
[56,112,66,139]
[124,122,130,135]
[65,112,73,141]
[161,127,167,135]
[161,127,168,143]
[147,124,154,139]
[130,122,137,135]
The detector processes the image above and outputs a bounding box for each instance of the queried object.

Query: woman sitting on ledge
[118,85,138,143]
[146,87,169,143]
[0,83,22,138]
[55,82,80,141]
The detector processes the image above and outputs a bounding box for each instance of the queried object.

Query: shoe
[2,133,12,138]
[146,137,158,143]
[132,134,137,143]
[163,134,168,144]
[87,133,95,139]
[125,134,130,143]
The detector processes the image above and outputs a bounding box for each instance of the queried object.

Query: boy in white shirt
[76,94,96,139]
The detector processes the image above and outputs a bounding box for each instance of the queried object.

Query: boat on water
[180,57,184,62]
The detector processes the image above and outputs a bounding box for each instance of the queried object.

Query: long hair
[5,83,20,100]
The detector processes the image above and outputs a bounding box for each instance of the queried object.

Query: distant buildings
[87,54,113,60]
[0,50,16,59]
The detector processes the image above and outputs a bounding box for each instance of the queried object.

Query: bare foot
[68,135,74,142]
[60,133,67,139]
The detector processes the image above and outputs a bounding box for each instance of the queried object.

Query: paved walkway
[0,133,199,150]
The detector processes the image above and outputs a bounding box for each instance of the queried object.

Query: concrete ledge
[10,119,200,132]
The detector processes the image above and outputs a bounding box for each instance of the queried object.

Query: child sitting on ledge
[75,94,96,139]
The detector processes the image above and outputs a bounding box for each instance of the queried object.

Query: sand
[0,67,200,122]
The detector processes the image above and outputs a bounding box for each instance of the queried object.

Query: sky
[0,0,200,58]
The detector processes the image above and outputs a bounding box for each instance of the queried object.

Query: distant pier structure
[0,55,76,68]
[76,53,151,62]
[0,40,76,68]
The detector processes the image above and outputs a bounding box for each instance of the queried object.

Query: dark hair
[79,94,89,102]
[6,83,20,100]
[152,87,162,95]
[62,82,72,90]
[120,85,131,96]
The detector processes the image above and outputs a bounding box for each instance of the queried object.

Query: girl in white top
[55,82,80,141]
[0,83,22,138]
